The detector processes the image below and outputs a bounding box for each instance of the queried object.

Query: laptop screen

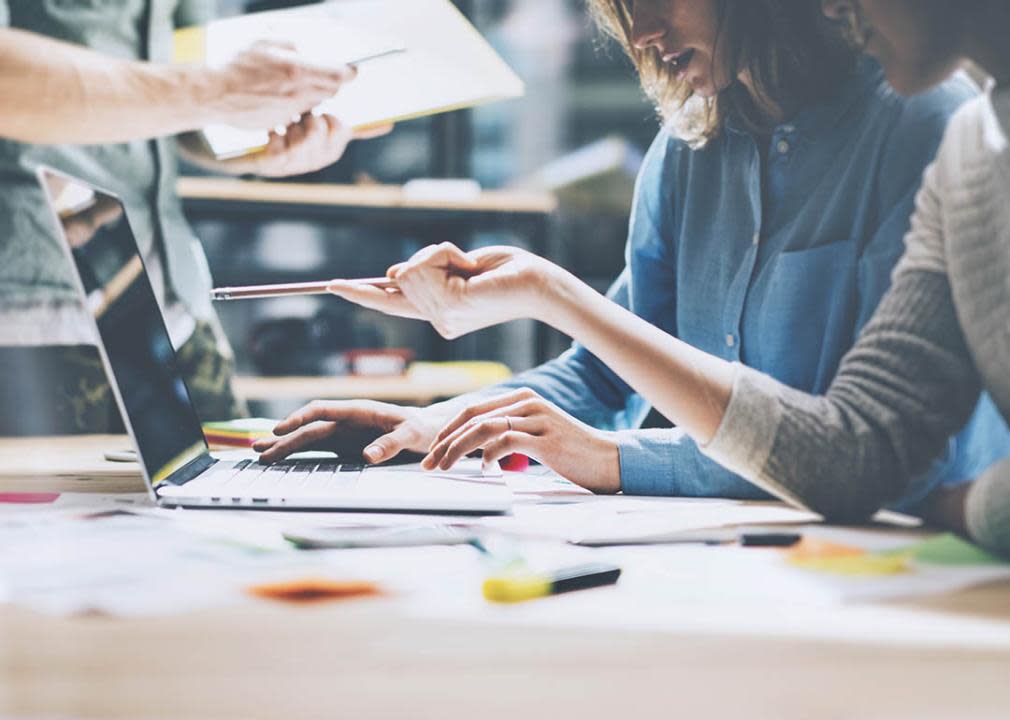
[38,169,208,486]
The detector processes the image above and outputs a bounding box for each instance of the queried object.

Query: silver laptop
[37,166,512,514]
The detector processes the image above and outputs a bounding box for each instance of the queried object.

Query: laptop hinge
[161,453,217,488]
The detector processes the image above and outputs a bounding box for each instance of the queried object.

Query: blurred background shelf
[178,177,557,215]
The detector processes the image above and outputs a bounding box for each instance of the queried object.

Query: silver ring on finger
[504,416,513,433]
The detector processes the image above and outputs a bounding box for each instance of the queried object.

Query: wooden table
[3,435,1010,719]
[0,434,143,493]
[4,599,1010,720]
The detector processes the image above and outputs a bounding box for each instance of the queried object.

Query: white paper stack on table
[175,0,525,159]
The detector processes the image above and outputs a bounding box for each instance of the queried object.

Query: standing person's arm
[0,27,353,145]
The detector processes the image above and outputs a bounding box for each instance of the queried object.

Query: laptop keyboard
[176,458,365,501]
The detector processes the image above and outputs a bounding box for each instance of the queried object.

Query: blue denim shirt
[490,60,1010,512]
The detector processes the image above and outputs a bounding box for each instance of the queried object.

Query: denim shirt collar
[725,57,885,142]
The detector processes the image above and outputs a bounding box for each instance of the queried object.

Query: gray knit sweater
[703,84,1010,555]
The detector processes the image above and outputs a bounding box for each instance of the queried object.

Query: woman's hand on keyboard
[252,400,448,465]
[421,388,621,494]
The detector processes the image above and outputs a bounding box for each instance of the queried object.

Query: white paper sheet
[480,497,817,545]
[193,0,524,157]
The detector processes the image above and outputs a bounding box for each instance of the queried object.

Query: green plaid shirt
[0,0,215,321]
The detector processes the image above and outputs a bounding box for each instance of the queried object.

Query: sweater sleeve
[702,155,983,522]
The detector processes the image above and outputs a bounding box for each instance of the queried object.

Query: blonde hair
[587,0,856,147]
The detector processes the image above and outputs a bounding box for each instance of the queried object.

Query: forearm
[0,28,220,144]
[537,266,734,445]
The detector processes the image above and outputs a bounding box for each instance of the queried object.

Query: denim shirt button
[777,139,791,155]
[725,334,736,348]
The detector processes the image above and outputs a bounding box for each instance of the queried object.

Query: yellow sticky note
[173,26,206,64]
[786,537,910,576]
[789,553,911,576]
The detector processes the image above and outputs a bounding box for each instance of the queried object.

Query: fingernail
[363,446,381,463]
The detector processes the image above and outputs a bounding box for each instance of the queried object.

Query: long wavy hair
[588,0,857,146]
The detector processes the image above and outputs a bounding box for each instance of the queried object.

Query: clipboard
[175,0,525,159]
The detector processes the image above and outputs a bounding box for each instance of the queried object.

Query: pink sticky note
[0,492,61,504]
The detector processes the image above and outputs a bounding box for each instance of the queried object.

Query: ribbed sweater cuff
[701,365,812,511]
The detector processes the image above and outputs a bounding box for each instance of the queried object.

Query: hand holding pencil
[210,276,397,301]
[326,243,551,338]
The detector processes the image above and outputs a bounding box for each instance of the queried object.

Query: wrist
[182,64,229,127]
[526,261,581,326]
[589,430,622,494]
[134,62,223,133]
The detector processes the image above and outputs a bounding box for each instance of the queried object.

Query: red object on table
[499,453,530,472]
[0,492,61,504]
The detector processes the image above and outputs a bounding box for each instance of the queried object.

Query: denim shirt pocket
[755,239,859,391]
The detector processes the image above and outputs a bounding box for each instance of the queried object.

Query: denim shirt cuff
[617,428,688,495]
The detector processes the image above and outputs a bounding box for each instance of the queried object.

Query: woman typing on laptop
[255,0,1010,531]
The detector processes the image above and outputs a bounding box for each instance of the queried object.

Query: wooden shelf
[178,177,557,216]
